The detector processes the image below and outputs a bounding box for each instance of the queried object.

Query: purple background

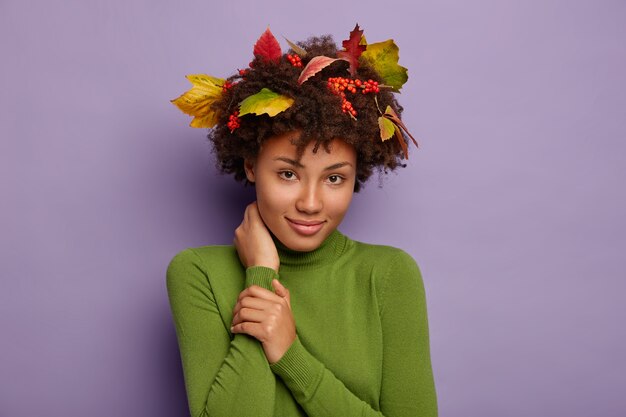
[1,0,625,415]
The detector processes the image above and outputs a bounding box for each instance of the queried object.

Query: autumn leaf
[298,56,341,84]
[253,27,282,63]
[393,124,409,159]
[238,88,294,117]
[361,39,408,92]
[378,116,396,141]
[337,24,366,76]
[382,105,418,159]
[383,105,418,148]
[171,74,226,128]
[284,37,307,57]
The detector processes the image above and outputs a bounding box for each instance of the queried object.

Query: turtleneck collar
[272,228,349,272]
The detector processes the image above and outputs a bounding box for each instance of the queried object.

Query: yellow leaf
[239,88,294,117]
[171,74,226,128]
[378,116,396,141]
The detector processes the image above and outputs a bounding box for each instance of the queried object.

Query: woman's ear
[244,158,256,183]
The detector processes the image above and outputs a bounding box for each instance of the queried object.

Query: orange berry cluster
[238,68,248,77]
[326,77,380,117]
[286,54,302,67]
[227,110,240,133]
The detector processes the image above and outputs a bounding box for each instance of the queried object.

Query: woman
[167,26,438,417]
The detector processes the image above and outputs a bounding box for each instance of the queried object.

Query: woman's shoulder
[166,244,241,285]
[348,237,420,267]
[345,238,426,306]
[168,244,237,266]
[344,236,423,284]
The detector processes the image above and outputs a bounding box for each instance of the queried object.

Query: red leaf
[253,27,282,63]
[297,56,340,84]
[338,24,366,76]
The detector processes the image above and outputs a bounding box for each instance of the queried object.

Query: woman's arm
[166,248,277,417]
[268,250,438,417]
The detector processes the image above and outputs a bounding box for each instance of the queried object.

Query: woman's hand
[231,279,296,364]
[234,201,279,272]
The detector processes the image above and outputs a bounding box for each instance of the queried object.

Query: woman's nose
[295,183,323,214]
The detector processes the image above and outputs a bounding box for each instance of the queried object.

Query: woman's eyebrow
[323,162,353,171]
[274,157,304,168]
[274,157,353,171]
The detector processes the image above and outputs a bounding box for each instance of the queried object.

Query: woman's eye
[327,175,344,185]
[279,171,297,180]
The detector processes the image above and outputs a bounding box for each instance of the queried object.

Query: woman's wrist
[245,266,279,290]
[248,259,279,273]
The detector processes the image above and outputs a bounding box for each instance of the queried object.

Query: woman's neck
[272,229,348,272]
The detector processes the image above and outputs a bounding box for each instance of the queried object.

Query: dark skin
[231,202,296,365]
[230,132,357,364]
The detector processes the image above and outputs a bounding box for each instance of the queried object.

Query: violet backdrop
[1,0,625,416]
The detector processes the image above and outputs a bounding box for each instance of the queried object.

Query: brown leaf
[284,37,307,57]
[393,124,409,159]
[383,105,418,148]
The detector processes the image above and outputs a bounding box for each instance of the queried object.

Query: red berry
[227,110,241,133]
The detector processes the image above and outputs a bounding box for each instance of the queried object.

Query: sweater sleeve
[166,248,278,417]
[269,250,438,417]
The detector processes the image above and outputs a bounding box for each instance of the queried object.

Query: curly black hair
[209,35,410,192]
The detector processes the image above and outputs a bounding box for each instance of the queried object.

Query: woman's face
[244,131,357,252]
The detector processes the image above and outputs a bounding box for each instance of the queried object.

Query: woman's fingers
[233,294,270,313]
[247,201,263,224]
[231,321,266,340]
[233,201,279,271]
[232,295,275,319]
[232,307,266,326]
[271,279,291,307]
[231,283,296,363]
[237,285,282,303]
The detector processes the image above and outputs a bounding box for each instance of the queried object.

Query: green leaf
[239,88,294,117]
[361,39,408,92]
[378,116,396,141]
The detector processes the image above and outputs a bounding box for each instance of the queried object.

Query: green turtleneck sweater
[166,229,437,417]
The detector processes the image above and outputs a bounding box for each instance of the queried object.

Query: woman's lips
[286,218,325,236]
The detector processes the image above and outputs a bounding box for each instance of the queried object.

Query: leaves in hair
[253,28,282,63]
[298,56,341,84]
[361,39,408,92]
[170,74,225,128]
[382,105,418,147]
[381,105,418,159]
[284,37,307,57]
[378,116,395,142]
[337,24,366,76]
[238,88,294,117]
